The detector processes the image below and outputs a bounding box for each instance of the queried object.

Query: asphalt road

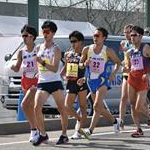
[0,103,16,123]
[0,124,150,150]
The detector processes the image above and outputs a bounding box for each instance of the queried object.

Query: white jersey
[21,45,38,78]
[88,44,108,79]
[37,43,62,83]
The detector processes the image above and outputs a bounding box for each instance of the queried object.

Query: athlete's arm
[120,40,127,52]
[36,44,40,53]
[124,50,131,71]
[80,46,89,67]
[143,44,150,78]
[77,77,86,86]
[143,44,150,57]
[60,51,68,76]
[107,48,121,77]
[11,50,22,72]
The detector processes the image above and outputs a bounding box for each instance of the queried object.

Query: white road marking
[0,128,150,146]
[92,128,150,136]
[0,141,29,146]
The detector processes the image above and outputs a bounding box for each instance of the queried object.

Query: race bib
[89,59,105,73]
[37,59,50,71]
[66,63,78,78]
[131,56,144,71]
[23,58,38,73]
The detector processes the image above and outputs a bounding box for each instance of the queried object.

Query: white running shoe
[29,130,39,143]
[75,120,80,131]
[84,128,92,136]
[71,131,82,139]
[79,128,91,140]
[113,118,123,135]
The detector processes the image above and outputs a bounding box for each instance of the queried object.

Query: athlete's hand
[79,63,85,69]
[84,59,91,66]
[10,64,19,72]
[122,67,130,73]
[10,64,15,71]
[35,73,39,78]
[60,66,66,77]
[142,74,149,81]
[77,77,85,86]
[36,56,43,64]
[109,73,115,82]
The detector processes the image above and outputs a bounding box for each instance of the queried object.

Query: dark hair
[132,26,144,35]
[21,24,37,40]
[41,21,57,33]
[96,27,108,38]
[69,31,84,41]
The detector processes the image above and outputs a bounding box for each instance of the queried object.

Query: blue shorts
[87,77,111,94]
[37,81,64,94]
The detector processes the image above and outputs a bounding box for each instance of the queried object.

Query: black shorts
[37,81,64,94]
[123,75,128,81]
[66,80,88,94]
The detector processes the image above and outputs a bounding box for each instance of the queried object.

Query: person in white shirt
[33,21,68,146]
[11,24,39,143]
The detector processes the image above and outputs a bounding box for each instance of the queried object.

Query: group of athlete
[10,21,150,146]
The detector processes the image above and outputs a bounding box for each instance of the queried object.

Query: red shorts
[21,75,38,92]
[128,70,149,92]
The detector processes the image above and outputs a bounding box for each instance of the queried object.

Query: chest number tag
[66,63,78,78]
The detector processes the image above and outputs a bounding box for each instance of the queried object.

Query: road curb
[0,115,134,135]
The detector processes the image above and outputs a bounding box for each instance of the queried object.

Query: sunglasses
[22,34,33,38]
[130,34,141,37]
[93,34,100,38]
[70,40,78,43]
[22,34,29,38]
[43,29,51,34]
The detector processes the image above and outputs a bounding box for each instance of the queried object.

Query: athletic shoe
[32,134,49,146]
[79,128,91,140]
[131,129,144,137]
[71,131,82,139]
[56,135,69,145]
[75,120,80,131]
[113,118,123,135]
[29,130,39,143]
